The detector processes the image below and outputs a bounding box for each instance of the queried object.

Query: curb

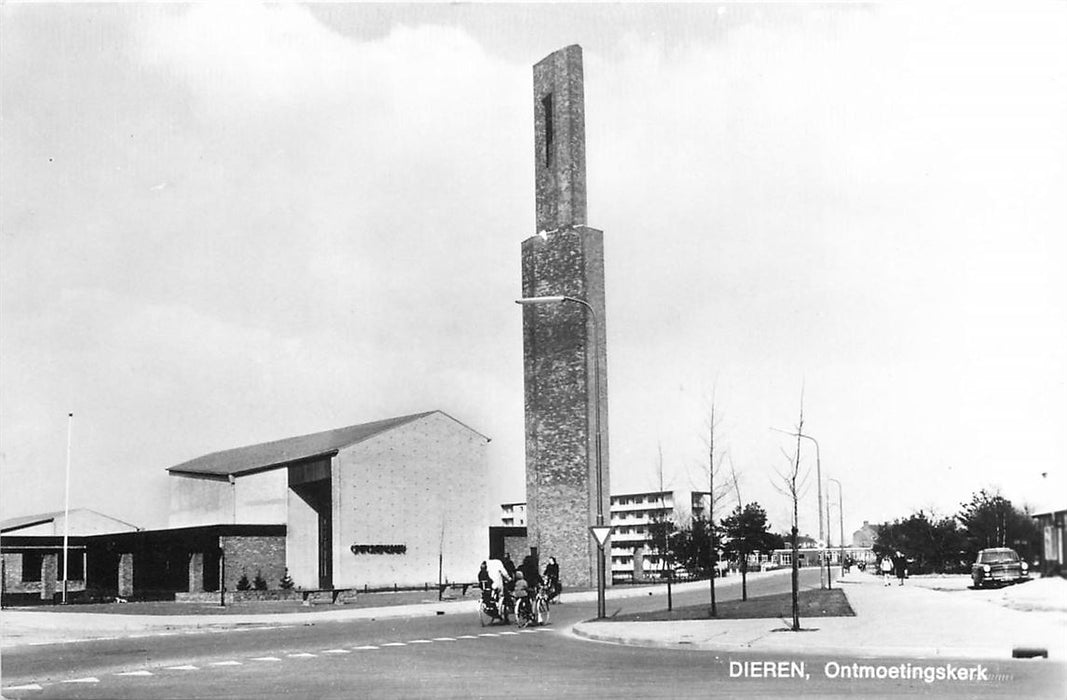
[570,622,1038,661]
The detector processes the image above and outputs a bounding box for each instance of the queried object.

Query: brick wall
[2,553,26,593]
[523,46,610,590]
[521,225,610,589]
[221,535,286,590]
[41,553,57,600]
[534,44,587,232]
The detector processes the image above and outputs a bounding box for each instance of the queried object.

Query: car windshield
[978,550,1019,564]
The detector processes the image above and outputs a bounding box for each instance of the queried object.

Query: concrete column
[118,553,134,598]
[41,554,58,601]
[188,552,204,593]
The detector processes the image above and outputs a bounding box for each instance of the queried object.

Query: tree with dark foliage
[958,489,1041,563]
[874,511,968,574]
[721,502,780,601]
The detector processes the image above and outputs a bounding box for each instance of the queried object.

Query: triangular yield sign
[589,525,612,547]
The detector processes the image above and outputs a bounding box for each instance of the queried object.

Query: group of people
[477,553,561,623]
[880,551,908,586]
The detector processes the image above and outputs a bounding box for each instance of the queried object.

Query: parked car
[971,547,1030,588]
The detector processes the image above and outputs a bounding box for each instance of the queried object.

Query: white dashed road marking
[5,624,554,694]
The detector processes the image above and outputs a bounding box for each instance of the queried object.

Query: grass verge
[607,587,854,622]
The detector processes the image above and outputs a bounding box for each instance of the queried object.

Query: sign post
[590,525,612,619]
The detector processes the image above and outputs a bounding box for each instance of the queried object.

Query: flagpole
[62,412,73,604]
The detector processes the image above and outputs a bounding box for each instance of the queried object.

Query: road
[2,569,1064,698]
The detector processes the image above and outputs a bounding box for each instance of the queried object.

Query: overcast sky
[2,2,1065,541]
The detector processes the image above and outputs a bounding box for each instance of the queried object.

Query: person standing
[502,553,517,580]
[893,551,908,586]
[543,556,561,602]
[879,555,893,586]
[520,555,542,591]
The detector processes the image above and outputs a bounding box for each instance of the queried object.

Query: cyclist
[512,570,531,621]
[477,561,493,605]
[485,557,511,622]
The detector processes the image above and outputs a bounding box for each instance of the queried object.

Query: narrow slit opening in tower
[542,93,553,166]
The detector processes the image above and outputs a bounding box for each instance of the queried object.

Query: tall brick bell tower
[520,45,610,589]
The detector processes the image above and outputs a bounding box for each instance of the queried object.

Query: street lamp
[772,428,827,589]
[62,412,73,604]
[516,295,606,619]
[829,477,844,577]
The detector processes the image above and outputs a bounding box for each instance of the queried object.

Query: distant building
[852,520,879,548]
[496,490,709,581]
[609,490,707,580]
[1032,506,1066,577]
[500,502,526,527]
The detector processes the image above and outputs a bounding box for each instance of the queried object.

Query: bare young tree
[697,397,733,617]
[651,441,676,610]
[772,390,809,632]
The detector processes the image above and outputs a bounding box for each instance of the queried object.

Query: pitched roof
[0,508,139,534]
[166,411,485,478]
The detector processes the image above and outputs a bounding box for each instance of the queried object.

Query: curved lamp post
[516,295,605,619]
[772,427,826,589]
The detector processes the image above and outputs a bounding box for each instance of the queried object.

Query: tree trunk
[667,568,673,611]
[791,526,800,631]
[741,556,748,601]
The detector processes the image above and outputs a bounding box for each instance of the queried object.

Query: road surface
[3,569,1063,698]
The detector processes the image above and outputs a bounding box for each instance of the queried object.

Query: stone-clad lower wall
[222,535,286,590]
[1,552,87,598]
[521,225,610,588]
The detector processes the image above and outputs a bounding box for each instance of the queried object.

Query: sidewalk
[573,572,1067,660]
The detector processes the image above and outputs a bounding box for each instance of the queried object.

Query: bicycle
[513,586,551,628]
[513,594,536,628]
[543,577,561,605]
[478,586,511,627]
